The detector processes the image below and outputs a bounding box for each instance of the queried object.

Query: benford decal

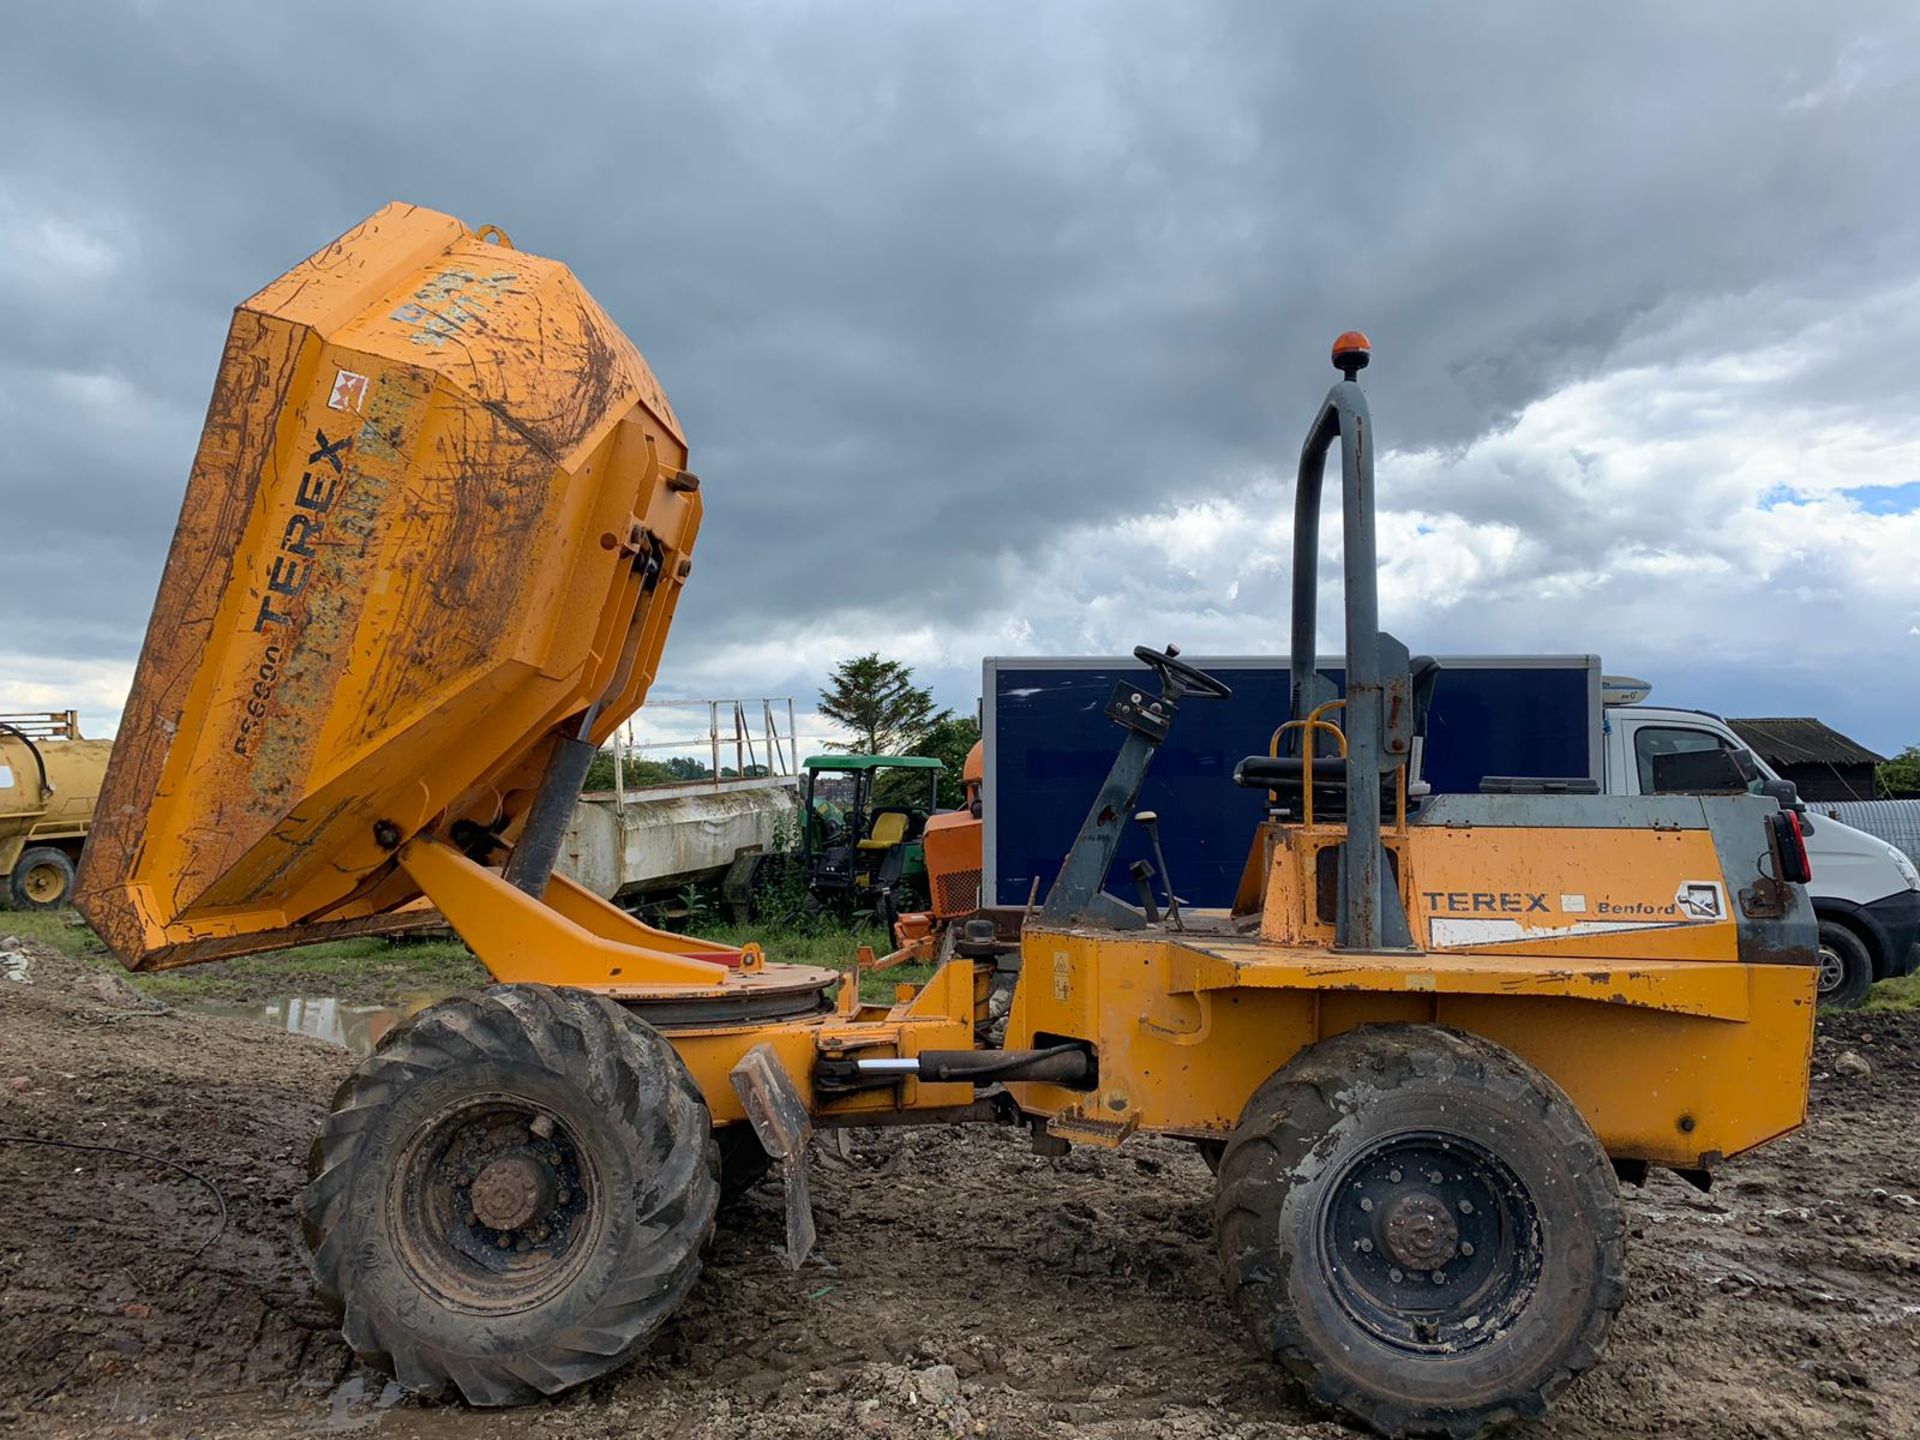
[1425,879,1731,949]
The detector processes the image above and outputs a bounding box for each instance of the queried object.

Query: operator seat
[858,810,910,852]
[1230,656,1443,818]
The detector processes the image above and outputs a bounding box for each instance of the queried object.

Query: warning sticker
[327,368,370,413]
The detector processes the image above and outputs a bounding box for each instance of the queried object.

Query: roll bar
[1287,333,1412,951]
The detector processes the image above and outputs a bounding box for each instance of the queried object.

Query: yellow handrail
[1270,699,1347,827]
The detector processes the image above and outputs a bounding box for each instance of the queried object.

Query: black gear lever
[1134,809,1184,931]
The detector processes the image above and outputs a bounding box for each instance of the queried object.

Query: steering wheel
[1133,644,1232,701]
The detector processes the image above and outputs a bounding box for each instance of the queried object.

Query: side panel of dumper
[78,203,701,970]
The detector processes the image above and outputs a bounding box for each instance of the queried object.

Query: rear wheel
[1214,1025,1626,1439]
[1815,920,1873,1009]
[303,985,718,1405]
[9,847,75,910]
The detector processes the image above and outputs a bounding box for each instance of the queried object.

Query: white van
[1602,682,1920,1005]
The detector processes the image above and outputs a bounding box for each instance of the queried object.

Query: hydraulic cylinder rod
[829,1045,1093,1087]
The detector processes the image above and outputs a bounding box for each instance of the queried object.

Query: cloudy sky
[3,1,1917,757]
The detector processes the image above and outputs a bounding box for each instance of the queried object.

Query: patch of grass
[4,906,944,1008]
[695,920,937,1004]
[1,907,486,1003]
[0,909,108,958]
[855,962,938,1004]
[1861,972,1920,1015]
[699,920,890,970]
[133,936,488,1003]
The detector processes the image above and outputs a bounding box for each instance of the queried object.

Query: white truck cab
[1602,684,1920,1005]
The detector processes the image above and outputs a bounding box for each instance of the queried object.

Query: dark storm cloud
[2,1,1916,702]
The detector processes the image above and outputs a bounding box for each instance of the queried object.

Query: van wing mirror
[1760,776,1804,814]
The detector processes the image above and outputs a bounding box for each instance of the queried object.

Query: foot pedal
[1046,1107,1138,1148]
[729,1044,816,1268]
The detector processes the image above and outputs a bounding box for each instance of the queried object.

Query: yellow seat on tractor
[858,811,909,851]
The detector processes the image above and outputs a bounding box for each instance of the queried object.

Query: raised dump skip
[78,203,700,970]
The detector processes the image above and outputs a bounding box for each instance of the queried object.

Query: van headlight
[1891,845,1920,892]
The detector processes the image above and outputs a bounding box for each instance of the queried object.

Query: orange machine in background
[896,739,986,948]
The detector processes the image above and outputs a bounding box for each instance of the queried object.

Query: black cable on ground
[0,1133,230,1264]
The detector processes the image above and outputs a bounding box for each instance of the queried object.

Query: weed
[1861,972,1920,1015]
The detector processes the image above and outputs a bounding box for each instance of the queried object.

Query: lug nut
[1388,1169,1402,1184]
[1359,1197,1374,1213]
[1461,1242,1475,1257]
[1431,1270,1446,1285]
[1359,1239,1374,1253]
[1389,1267,1405,1283]
[1459,1199,1475,1215]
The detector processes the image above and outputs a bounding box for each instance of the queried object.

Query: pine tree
[818,654,950,756]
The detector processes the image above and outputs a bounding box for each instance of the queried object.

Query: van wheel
[1815,921,1873,1009]
[1214,1025,1626,1439]
[9,848,76,910]
[304,985,718,1405]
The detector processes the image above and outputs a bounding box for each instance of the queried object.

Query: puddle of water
[176,992,452,1056]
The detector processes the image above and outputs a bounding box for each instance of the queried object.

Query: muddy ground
[2,929,1917,1440]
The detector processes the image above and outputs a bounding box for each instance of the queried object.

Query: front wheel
[1214,1025,1626,1439]
[303,985,718,1406]
[9,847,75,910]
[1815,920,1873,1009]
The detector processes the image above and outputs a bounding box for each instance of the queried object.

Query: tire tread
[1213,1024,1626,1440]
[303,983,717,1406]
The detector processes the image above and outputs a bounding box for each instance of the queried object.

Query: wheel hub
[24,865,62,902]
[391,1097,599,1315]
[469,1153,552,1232]
[1380,1192,1460,1270]
[1816,946,1844,994]
[1321,1130,1542,1353]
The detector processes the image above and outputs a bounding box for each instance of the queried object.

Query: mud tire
[303,985,719,1406]
[1816,920,1873,1010]
[9,847,75,910]
[1214,1024,1626,1439]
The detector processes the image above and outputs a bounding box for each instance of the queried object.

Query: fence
[0,711,83,742]
[600,699,827,807]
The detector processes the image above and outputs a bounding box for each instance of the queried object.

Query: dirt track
[3,930,1918,1439]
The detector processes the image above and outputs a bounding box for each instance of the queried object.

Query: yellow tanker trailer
[1,710,111,909]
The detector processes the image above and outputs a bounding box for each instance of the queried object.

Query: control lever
[1134,811,1184,931]
[1128,859,1162,923]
